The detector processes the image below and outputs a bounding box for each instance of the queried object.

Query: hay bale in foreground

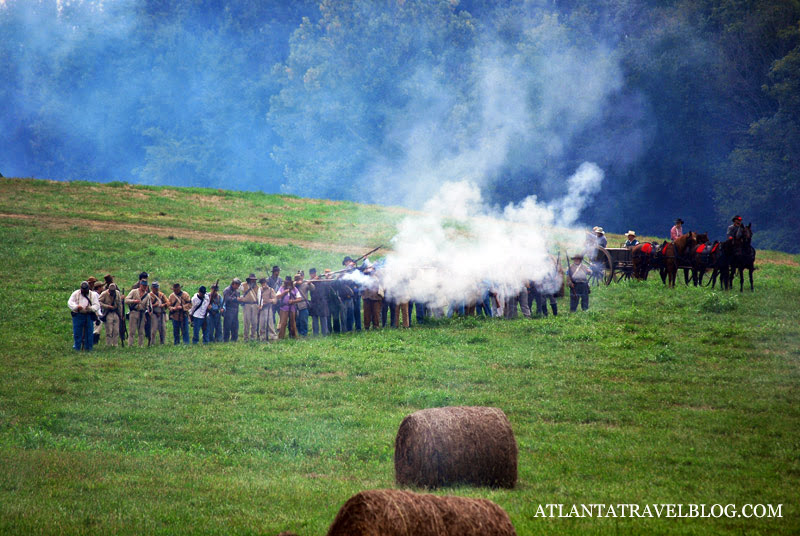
[326,489,517,536]
[394,406,517,488]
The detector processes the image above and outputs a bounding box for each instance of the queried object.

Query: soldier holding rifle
[149,281,168,345]
[125,279,151,347]
[168,283,191,345]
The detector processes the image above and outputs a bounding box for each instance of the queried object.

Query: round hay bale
[326,489,517,536]
[394,406,517,489]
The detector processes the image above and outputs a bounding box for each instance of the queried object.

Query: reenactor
[125,280,151,347]
[205,283,224,343]
[567,255,591,312]
[168,283,192,345]
[240,274,259,342]
[223,278,242,342]
[68,281,101,351]
[149,281,168,345]
[258,277,278,341]
[98,283,124,346]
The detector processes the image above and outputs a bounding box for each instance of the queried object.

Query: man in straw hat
[567,254,591,312]
[240,273,259,342]
[68,281,101,351]
[624,231,639,247]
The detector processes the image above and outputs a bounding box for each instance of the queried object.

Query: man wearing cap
[125,280,151,347]
[727,216,745,241]
[168,283,191,345]
[257,277,278,341]
[85,278,104,345]
[149,282,168,345]
[223,278,242,342]
[670,219,684,241]
[190,286,211,344]
[594,227,608,248]
[624,231,639,247]
[206,283,225,343]
[240,274,260,342]
[567,255,591,312]
[68,281,101,351]
[98,283,124,346]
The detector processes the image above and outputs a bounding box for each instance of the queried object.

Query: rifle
[316,245,385,280]
[205,279,220,319]
[354,245,383,265]
[120,287,128,347]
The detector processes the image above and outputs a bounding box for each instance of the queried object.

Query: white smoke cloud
[347,163,603,309]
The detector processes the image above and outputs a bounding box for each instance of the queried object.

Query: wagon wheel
[613,265,632,283]
[588,247,614,286]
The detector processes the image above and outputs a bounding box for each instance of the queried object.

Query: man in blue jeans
[190,286,210,344]
[168,283,191,344]
[68,281,100,351]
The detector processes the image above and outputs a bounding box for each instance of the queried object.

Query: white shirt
[68,289,100,314]
[190,294,210,318]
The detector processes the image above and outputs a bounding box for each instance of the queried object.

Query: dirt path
[1,212,375,254]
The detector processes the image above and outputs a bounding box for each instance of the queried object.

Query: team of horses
[629,224,755,291]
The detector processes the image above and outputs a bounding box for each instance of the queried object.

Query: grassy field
[1,178,799,535]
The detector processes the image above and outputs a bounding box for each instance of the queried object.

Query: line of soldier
[68,256,593,351]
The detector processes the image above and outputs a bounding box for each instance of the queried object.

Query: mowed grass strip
[0,183,799,534]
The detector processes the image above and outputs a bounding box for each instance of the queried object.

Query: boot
[551,303,558,316]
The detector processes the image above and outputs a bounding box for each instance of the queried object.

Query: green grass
[1,178,799,534]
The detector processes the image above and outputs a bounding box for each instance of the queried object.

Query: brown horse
[690,240,720,286]
[661,232,698,287]
[728,223,755,291]
[631,242,660,280]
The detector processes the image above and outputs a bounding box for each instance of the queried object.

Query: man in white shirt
[68,281,101,351]
[190,286,211,344]
[567,255,592,312]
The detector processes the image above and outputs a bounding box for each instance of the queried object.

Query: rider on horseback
[727,215,745,241]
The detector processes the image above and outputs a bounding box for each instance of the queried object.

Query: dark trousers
[192,316,208,344]
[223,313,239,342]
[296,308,309,336]
[71,313,93,351]
[381,299,396,327]
[207,312,223,342]
[340,299,354,332]
[536,293,558,316]
[353,295,362,331]
[172,316,189,345]
[412,301,426,324]
[570,283,589,312]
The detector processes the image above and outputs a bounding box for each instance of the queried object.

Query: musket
[354,245,383,264]
[120,287,128,347]
[314,245,385,281]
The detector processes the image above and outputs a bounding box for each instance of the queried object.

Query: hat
[247,273,256,281]
[104,274,113,283]
[675,218,684,224]
[199,286,206,293]
[139,279,148,286]
[232,277,242,284]
[284,275,293,282]
[80,281,89,289]
[108,283,118,291]
[309,268,317,273]
[294,274,302,281]
[342,256,354,265]
[258,277,267,284]
[93,281,104,290]
[732,215,742,222]
[172,283,181,289]
[87,276,98,284]
[626,230,636,237]
[323,268,331,273]
[152,281,160,288]
[593,227,604,234]
[139,271,149,280]
[271,265,280,272]
[571,254,584,260]
[211,283,219,290]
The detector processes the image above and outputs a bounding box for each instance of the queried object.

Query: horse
[690,239,721,286]
[728,223,755,291]
[707,242,731,289]
[661,232,699,288]
[631,241,661,280]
